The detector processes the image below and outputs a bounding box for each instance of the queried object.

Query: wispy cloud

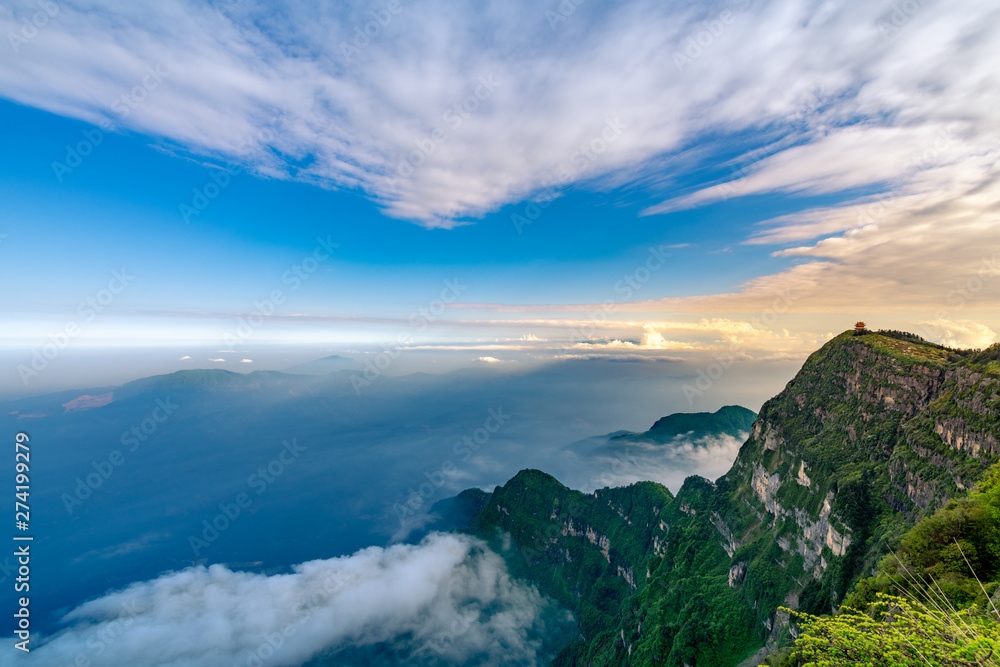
[1,0,997,228]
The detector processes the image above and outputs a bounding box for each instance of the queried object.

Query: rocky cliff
[463,331,1000,666]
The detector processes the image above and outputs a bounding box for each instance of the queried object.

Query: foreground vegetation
[767,463,1000,666]
[775,595,999,666]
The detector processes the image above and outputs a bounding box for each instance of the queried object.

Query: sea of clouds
[0,533,572,667]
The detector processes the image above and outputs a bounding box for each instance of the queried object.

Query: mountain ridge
[645,405,757,438]
[605,404,757,448]
[459,331,1000,665]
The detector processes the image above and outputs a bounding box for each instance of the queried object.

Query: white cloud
[384,318,823,360]
[178,355,191,360]
[640,325,688,350]
[913,319,998,349]
[240,358,253,363]
[572,338,638,349]
[476,356,503,363]
[561,433,748,493]
[208,358,226,362]
[552,353,681,363]
[5,533,564,667]
[0,0,997,228]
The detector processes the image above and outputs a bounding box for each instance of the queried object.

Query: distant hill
[611,404,757,445]
[114,368,303,400]
[562,405,757,462]
[283,354,355,375]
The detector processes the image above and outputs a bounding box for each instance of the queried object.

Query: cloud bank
[2,0,998,230]
[557,432,750,493]
[3,533,569,667]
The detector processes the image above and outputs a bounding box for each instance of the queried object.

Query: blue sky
[2,0,999,394]
[0,98,811,309]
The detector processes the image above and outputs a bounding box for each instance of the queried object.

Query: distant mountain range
[282,354,355,375]
[453,331,1000,665]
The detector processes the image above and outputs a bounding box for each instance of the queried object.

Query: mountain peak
[647,404,757,438]
[821,328,974,365]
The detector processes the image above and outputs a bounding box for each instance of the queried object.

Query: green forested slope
[463,332,1000,666]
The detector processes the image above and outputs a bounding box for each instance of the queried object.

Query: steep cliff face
[471,470,675,642]
[465,333,1000,666]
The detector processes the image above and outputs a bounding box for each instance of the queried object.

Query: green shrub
[775,593,1000,666]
